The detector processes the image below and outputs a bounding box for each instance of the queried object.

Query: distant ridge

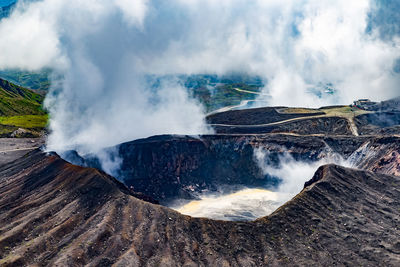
[0,78,47,137]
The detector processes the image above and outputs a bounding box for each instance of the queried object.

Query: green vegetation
[280,106,371,118]
[319,106,371,121]
[0,124,16,135]
[279,107,320,114]
[0,114,48,128]
[0,69,51,91]
[0,78,48,137]
[192,83,262,112]
[0,78,46,116]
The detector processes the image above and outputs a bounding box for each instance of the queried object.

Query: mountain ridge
[0,78,47,137]
[1,149,399,266]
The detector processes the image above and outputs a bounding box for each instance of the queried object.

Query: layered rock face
[355,111,400,135]
[348,136,400,176]
[80,134,371,202]
[88,104,399,203]
[210,117,353,135]
[1,150,400,266]
[206,107,324,125]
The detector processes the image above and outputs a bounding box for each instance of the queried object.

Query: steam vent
[1,0,400,266]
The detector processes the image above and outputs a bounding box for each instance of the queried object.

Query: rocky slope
[0,137,45,165]
[355,111,400,135]
[348,136,400,176]
[1,150,400,266]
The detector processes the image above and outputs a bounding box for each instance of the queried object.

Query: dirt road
[0,137,45,165]
[209,106,364,136]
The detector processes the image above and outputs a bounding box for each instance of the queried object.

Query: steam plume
[0,0,398,154]
[253,148,349,195]
[172,148,349,221]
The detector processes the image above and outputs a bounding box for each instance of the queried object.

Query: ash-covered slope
[1,150,400,266]
[355,112,400,135]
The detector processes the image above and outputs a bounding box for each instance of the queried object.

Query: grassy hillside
[0,78,47,137]
[192,83,262,112]
[0,70,51,91]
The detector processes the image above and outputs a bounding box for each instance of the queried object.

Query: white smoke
[253,147,349,196]
[172,147,350,221]
[0,0,398,154]
[172,188,290,221]
[0,0,213,154]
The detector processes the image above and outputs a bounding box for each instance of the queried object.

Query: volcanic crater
[1,100,400,266]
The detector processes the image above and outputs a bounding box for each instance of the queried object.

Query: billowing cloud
[0,0,398,153]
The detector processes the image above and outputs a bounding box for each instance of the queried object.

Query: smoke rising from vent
[173,188,290,221]
[253,148,349,196]
[172,147,350,221]
[0,0,399,154]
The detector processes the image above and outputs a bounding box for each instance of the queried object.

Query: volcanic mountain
[1,146,400,266]
[72,99,400,203]
[1,98,400,266]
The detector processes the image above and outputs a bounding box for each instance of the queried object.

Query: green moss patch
[0,114,48,129]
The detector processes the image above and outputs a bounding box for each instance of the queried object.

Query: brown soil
[1,150,400,266]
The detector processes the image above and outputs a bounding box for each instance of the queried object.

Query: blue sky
[0,0,15,8]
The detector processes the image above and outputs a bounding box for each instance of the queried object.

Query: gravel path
[0,137,45,165]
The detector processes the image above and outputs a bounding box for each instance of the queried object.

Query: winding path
[209,107,362,136]
[231,87,270,96]
[0,147,39,153]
